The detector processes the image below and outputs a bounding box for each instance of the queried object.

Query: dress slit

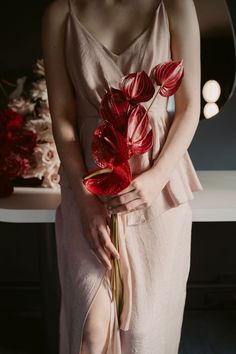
[78,270,109,354]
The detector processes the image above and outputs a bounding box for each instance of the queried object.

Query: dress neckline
[68,0,163,58]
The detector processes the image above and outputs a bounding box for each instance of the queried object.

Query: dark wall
[189,0,236,170]
[0,0,49,78]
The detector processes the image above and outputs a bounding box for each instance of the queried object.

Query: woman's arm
[105,0,201,213]
[41,0,119,268]
[151,0,201,179]
[41,1,89,203]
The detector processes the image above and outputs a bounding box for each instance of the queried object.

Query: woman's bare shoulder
[163,0,198,33]
[163,0,198,29]
[42,0,69,27]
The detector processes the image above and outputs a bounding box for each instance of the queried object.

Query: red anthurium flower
[120,71,155,105]
[12,129,37,157]
[82,162,132,195]
[1,152,29,178]
[92,121,129,168]
[127,105,153,157]
[152,60,184,97]
[0,108,24,131]
[100,88,129,133]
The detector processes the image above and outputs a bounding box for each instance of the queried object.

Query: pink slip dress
[55,0,204,353]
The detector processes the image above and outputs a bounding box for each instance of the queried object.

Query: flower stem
[111,213,123,321]
[130,85,162,141]
[83,167,113,180]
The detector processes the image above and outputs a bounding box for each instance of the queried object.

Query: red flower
[0,108,23,131]
[83,162,131,195]
[100,88,129,133]
[1,152,29,179]
[152,60,184,97]
[12,129,37,157]
[127,105,153,157]
[92,121,129,168]
[120,71,155,105]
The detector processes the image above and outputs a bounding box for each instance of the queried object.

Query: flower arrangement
[0,59,61,196]
[82,59,184,322]
[0,107,37,196]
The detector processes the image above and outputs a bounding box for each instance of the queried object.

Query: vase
[0,175,14,198]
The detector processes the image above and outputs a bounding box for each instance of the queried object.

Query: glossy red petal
[100,88,129,133]
[127,105,149,142]
[152,60,184,97]
[131,129,154,155]
[92,121,129,168]
[120,71,155,105]
[82,162,132,195]
[127,105,153,156]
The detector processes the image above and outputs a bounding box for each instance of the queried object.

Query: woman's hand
[103,167,167,214]
[79,194,120,270]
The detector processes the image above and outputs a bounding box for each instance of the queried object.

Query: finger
[96,246,113,270]
[110,198,146,214]
[105,211,111,225]
[89,227,101,250]
[117,184,136,195]
[105,190,139,208]
[89,228,113,269]
[106,223,111,234]
[98,226,120,259]
[107,184,136,200]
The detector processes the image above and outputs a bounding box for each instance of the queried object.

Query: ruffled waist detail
[125,150,203,226]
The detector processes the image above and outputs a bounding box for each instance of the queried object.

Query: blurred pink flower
[26,118,53,143]
[33,59,45,77]
[30,79,48,101]
[42,165,60,188]
[8,97,35,116]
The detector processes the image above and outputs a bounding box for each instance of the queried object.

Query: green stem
[111,213,123,320]
[83,167,113,180]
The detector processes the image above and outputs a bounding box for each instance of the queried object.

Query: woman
[41,0,203,353]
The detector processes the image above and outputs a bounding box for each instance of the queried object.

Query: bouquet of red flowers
[82,60,184,321]
[0,59,61,192]
[0,107,37,196]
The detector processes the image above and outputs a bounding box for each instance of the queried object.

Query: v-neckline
[68,1,163,58]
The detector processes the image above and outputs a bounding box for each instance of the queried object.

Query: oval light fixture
[203,102,220,118]
[202,80,221,103]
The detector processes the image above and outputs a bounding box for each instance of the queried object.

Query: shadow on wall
[190,0,236,170]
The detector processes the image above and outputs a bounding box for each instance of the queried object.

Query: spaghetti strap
[67,0,72,13]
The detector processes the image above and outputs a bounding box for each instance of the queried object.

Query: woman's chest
[70,0,162,56]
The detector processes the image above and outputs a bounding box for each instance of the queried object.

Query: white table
[0,170,235,223]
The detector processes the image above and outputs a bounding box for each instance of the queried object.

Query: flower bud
[83,162,131,195]
[120,71,155,105]
[92,121,129,168]
[100,88,129,134]
[127,105,153,157]
[152,60,184,97]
